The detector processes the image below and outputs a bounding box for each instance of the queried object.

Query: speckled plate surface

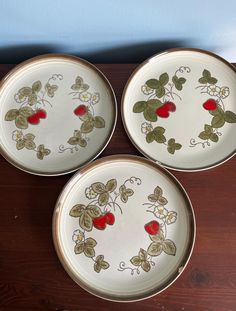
[53,155,195,302]
[0,55,117,175]
[122,48,236,171]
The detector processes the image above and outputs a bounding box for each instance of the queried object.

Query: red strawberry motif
[144,220,160,235]
[156,102,176,118]
[93,215,107,230]
[164,102,176,112]
[105,212,115,225]
[27,113,40,125]
[27,109,47,125]
[203,99,217,111]
[74,105,87,116]
[156,106,170,118]
[36,109,47,119]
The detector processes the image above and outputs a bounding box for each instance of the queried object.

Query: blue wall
[0,0,236,63]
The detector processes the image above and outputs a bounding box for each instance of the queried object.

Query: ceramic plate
[122,48,236,171]
[0,55,117,175]
[53,155,195,302]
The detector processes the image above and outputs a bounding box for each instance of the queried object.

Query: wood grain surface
[0,64,235,311]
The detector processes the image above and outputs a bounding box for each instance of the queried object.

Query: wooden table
[0,64,235,311]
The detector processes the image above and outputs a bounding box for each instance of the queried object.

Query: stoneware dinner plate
[0,55,117,175]
[122,48,236,171]
[53,155,195,302]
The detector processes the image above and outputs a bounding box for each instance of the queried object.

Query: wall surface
[0,0,236,63]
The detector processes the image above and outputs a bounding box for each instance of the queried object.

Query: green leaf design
[28,93,37,106]
[15,115,28,129]
[138,248,147,261]
[143,106,157,122]
[32,81,42,93]
[204,124,213,134]
[68,137,79,145]
[105,179,117,192]
[209,133,219,142]
[5,109,19,121]
[150,231,165,242]
[84,246,95,258]
[84,237,97,248]
[167,138,182,154]
[174,81,183,91]
[148,194,158,202]
[69,204,85,217]
[159,73,169,85]
[133,101,146,113]
[78,139,87,147]
[141,261,151,272]
[91,182,106,194]
[198,77,208,84]
[147,242,163,256]
[208,77,218,84]
[94,263,101,273]
[178,77,186,84]
[211,115,225,128]
[94,116,105,128]
[202,69,211,78]
[224,111,236,123]
[86,205,101,218]
[24,133,35,141]
[80,121,94,133]
[19,87,32,96]
[198,131,210,140]
[155,85,165,98]
[74,243,84,254]
[146,79,160,89]
[100,261,109,269]
[153,127,166,143]
[98,192,109,206]
[79,112,93,122]
[147,99,162,110]
[209,107,224,117]
[94,255,110,273]
[79,211,93,231]
[130,256,141,266]
[16,140,25,150]
[24,140,36,150]
[162,239,176,255]
[146,131,155,143]
[19,106,34,117]
[154,186,162,196]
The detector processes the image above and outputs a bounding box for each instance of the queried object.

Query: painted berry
[105,212,115,225]
[93,215,107,230]
[36,109,47,119]
[27,113,40,125]
[74,105,87,116]
[155,102,176,118]
[144,220,160,235]
[163,102,176,112]
[203,99,217,111]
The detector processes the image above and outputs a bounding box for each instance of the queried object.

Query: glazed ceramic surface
[122,49,236,171]
[0,55,116,175]
[53,155,195,302]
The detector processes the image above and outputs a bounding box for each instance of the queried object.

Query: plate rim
[121,47,236,172]
[52,154,196,302]
[0,54,117,176]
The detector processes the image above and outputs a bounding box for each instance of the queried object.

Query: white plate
[53,155,195,302]
[122,48,236,171]
[0,55,117,175]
